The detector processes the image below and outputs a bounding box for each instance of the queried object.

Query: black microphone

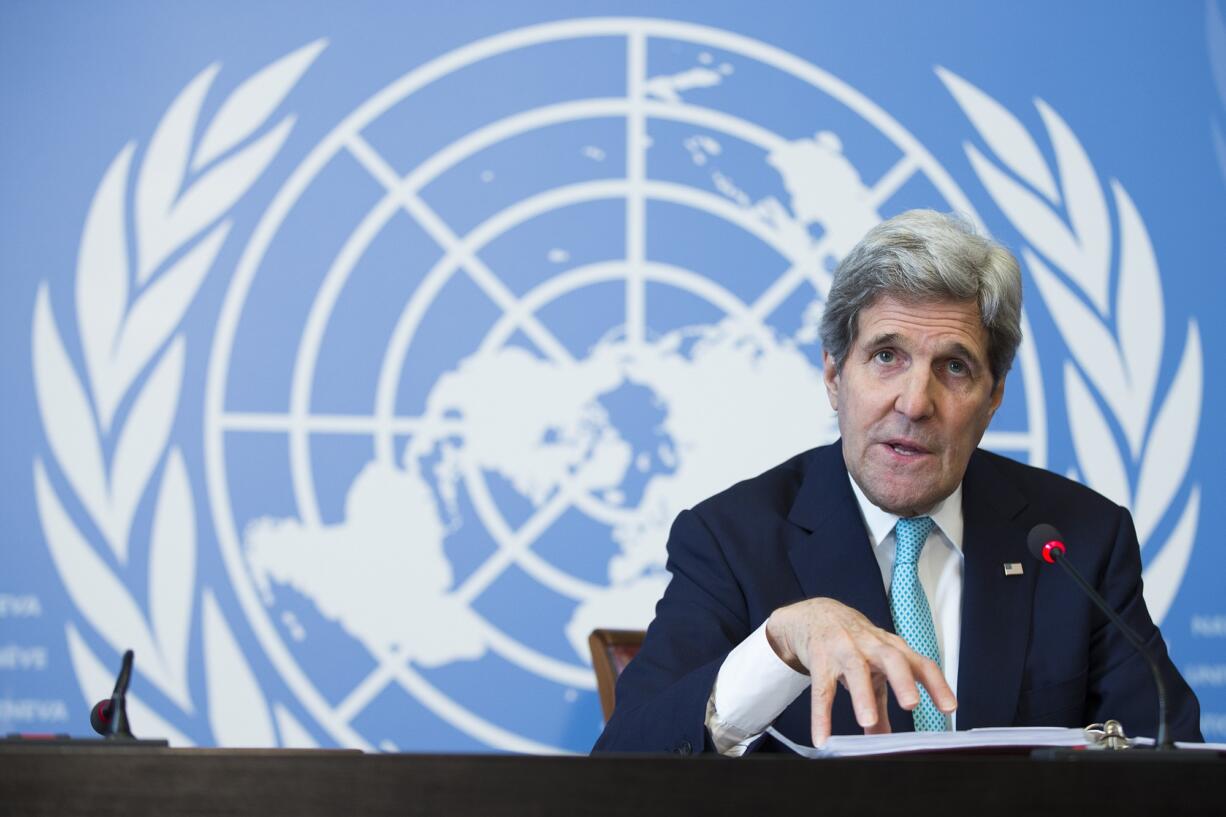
[1026,524,1173,749]
[89,649,135,739]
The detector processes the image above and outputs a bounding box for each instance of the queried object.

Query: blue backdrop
[2,1,1224,753]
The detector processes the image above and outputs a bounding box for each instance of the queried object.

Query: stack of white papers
[768,726,1093,758]
[768,727,1226,757]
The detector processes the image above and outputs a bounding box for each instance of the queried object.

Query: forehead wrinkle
[857,300,988,359]
[858,325,983,354]
[866,308,984,336]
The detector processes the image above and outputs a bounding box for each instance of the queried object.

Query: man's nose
[894,367,936,420]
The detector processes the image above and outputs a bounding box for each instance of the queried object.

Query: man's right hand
[765,597,956,747]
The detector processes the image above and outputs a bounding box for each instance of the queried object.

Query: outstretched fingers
[808,644,884,747]
[808,636,958,746]
[768,598,958,748]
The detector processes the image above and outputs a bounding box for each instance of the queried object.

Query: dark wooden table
[2,744,1223,817]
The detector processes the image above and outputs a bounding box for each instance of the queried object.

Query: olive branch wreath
[32,41,325,747]
[939,68,1203,624]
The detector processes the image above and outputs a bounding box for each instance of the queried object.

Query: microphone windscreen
[1027,523,1064,562]
[90,700,112,736]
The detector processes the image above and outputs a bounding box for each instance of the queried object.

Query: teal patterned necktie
[890,515,946,731]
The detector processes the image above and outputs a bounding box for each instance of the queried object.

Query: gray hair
[818,209,1022,383]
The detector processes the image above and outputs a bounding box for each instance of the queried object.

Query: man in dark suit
[594,211,1200,755]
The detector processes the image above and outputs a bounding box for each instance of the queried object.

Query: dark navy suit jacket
[593,441,1200,753]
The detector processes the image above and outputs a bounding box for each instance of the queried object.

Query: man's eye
[874,350,896,364]
[946,359,968,375]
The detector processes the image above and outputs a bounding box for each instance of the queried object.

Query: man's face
[823,294,1004,516]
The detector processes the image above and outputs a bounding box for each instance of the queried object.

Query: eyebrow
[862,332,900,349]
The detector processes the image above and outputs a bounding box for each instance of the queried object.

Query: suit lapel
[956,450,1036,729]
[784,442,912,733]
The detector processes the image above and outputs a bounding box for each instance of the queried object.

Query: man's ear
[988,375,1005,416]
[822,350,840,412]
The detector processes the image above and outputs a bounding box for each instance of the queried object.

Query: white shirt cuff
[705,620,811,756]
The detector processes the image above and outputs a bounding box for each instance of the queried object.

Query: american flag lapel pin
[1003,562,1024,576]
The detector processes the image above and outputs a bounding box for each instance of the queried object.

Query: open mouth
[882,440,931,457]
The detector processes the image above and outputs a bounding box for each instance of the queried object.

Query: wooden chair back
[587,629,646,721]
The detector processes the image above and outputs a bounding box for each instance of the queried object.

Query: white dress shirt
[705,475,965,755]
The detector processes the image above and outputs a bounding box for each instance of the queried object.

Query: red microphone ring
[1042,540,1066,564]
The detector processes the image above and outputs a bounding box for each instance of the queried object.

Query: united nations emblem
[33,18,1201,753]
